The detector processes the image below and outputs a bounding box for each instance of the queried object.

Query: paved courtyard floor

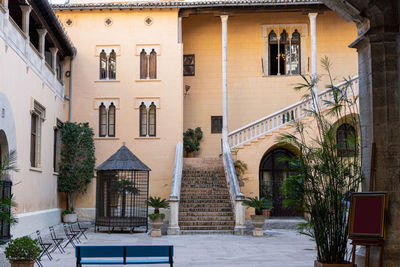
[37,227,316,267]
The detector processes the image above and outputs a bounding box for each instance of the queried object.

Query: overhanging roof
[96,145,151,171]
[52,0,323,10]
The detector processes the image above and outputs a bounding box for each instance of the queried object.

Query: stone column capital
[37,28,47,37]
[308,12,318,20]
[220,15,229,23]
[49,47,59,55]
[20,5,32,15]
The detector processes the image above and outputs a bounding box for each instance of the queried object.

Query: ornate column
[20,5,32,35]
[37,29,47,58]
[50,47,58,72]
[221,15,229,141]
[308,13,318,95]
[178,17,182,44]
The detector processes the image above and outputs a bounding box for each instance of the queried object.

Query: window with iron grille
[53,120,63,172]
[211,116,222,134]
[183,55,195,76]
[337,123,357,157]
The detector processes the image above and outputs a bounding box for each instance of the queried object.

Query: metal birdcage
[95,146,150,232]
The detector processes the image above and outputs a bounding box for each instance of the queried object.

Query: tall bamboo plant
[0,150,18,226]
[279,57,361,264]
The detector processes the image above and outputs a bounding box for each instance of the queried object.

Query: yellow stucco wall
[183,11,358,157]
[56,9,184,211]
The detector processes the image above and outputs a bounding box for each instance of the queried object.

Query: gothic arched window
[108,50,116,80]
[149,49,157,79]
[108,103,116,137]
[287,30,300,74]
[99,103,107,137]
[140,49,148,79]
[148,103,156,137]
[99,50,107,80]
[268,31,279,75]
[139,103,147,137]
[337,123,357,157]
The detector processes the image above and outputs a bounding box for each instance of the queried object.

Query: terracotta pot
[149,216,163,237]
[261,209,271,218]
[314,260,354,267]
[250,215,266,237]
[10,260,35,267]
[186,151,194,158]
[62,213,77,223]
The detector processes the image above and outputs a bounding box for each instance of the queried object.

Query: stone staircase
[179,158,235,234]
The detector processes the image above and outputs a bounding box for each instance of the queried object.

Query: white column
[308,13,318,95]
[20,5,32,35]
[178,17,182,44]
[37,29,47,57]
[2,0,8,8]
[50,47,58,72]
[221,15,229,141]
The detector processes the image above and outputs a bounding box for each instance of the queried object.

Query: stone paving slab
[33,227,317,267]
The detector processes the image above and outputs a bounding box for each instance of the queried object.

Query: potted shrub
[183,127,203,157]
[147,196,169,237]
[279,58,361,266]
[5,236,40,267]
[243,196,272,236]
[260,184,273,217]
[58,122,95,223]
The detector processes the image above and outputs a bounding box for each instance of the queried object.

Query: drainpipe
[65,47,77,122]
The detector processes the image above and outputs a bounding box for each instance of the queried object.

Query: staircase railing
[228,76,359,148]
[221,139,246,235]
[167,141,183,235]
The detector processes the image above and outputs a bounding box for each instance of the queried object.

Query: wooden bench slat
[77,246,124,257]
[126,246,173,257]
[126,259,171,264]
[80,259,124,264]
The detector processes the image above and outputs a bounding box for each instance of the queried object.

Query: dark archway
[0,130,8,165]
[259,148,301,217]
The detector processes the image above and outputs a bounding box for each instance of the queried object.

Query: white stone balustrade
[228,76,359,148]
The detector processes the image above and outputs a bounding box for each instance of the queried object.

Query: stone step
[178,211,233,217]
[179,221,235,226]
[179,216,234,221]
[180,184,227,189]
[180,225,234,231]
[180,189,229,194]
[179,208,233,213]
[180,198,231,204]
[179,194,229,199]
[180,230,234,235]
[181,181,227,186]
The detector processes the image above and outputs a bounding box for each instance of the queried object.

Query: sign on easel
[349,192,388,239]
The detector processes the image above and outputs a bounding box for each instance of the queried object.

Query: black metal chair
[49,226,65,253]
[62,224,77,248]
[69,224,82,243]
[77,222,89,240]
[36,231,53,262]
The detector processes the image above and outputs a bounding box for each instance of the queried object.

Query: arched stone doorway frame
[0,93,17,181]
[258,144,301,217]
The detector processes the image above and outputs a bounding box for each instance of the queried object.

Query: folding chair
[77,222,89,240]
[36,231,53,262]
[69,224,82,243]
[63,224,77,248]
[49,226,65,253]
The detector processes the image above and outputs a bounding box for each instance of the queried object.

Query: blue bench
[76,245,173,266]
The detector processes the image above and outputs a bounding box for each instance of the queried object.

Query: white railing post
[168,142,183,235]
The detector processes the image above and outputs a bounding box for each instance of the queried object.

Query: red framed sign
[349,192,388,239]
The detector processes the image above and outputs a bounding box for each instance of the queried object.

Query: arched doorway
[259,148,301,217]
[0,130,9,166]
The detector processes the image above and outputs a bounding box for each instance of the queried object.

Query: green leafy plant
[5,237,40,262]
[279,57,361,264]
[147,196,169,215]
[0,150,18,227]
[58,122,95,213]
[148,213,165,220]
[113,179,139,217]
[234,160,248,187]
[183,127,203,154]
[242,197,273,215]
[62,209,73,215]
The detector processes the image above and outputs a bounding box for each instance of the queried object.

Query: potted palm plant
[280,57,361,266]
[5,236,40,267]
[183,127,203,157]
[243,196,273,236]
[147,196,169,237]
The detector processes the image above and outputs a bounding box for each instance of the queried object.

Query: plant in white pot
[243,196,273,236]
[58,122,95,223]
[5,236,40,267]
[147,196,169,237]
